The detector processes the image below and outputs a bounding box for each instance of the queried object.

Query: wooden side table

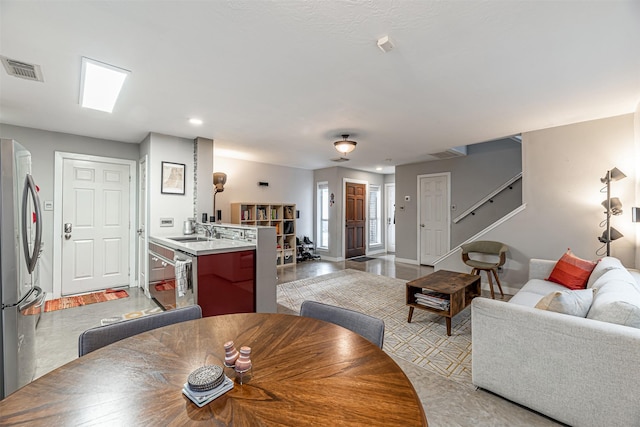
[406,270,481,336]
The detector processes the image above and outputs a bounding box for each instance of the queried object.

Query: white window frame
[369,184,382,246]
[317,181,329,250]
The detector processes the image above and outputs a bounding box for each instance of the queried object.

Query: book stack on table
[414,290,450,310]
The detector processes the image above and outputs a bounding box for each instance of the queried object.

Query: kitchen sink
[167,236,210,243]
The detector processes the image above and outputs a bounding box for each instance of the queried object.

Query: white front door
[138,156,149,296]
[385,183,396,253]
[418,173,450,266]
[61,158,131,295]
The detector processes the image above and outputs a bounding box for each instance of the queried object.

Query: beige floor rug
[277,269,472,385]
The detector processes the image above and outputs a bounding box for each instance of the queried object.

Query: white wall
[636,102,640,268]
[436,113,637,292]
[212,156,314,237]
[148,133,196,236]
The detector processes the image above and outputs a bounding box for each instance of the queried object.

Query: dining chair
[299,300,385,348]
[78,305,202,356]
[460,240,508,299]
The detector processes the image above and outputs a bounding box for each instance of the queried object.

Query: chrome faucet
[199,223,214,238]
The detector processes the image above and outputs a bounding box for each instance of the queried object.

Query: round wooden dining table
[0,313,428,426]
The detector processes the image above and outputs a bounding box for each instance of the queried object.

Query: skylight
[80,57,129,113]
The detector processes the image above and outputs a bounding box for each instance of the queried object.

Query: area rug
[44,289,129,313]
[101,306,163,326]
[277,269,472,385]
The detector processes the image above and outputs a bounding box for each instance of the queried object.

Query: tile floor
[34,255,562,426]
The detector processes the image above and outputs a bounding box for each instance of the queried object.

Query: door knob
[64,222,72,239]
[137,228,143,235]
[420,224,425,227]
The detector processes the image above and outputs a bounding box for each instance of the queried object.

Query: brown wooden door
[345,182,366,258]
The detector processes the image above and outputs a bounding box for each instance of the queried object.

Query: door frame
[384,182,395,253]
[53,152,137,299]
[416,172,451,265]
[138,155,149,296]
[342,178,368,260]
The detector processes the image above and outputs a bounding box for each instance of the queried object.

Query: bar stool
[461,241,507,299]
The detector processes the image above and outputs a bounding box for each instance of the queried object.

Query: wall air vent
[429,145,467,160]
[1,56,44,82]
[330,157,350,163]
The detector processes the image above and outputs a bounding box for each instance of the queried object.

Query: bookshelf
[231,202,296,267]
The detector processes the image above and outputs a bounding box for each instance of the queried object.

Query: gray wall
[0,123,140,296]
[395,139,522,262]
[313,166,386,260]
[436,113,637,292]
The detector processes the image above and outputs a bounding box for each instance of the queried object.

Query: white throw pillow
[534,288,595,317]
[586,257,624,288]
[591,268,636,292]
[586,280,640,328]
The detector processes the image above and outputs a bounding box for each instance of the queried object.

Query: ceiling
[1,1,639,174]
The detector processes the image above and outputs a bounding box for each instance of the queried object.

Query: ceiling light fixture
[189,118,203,125]
[333,134,357,156]
[80,57,129,113]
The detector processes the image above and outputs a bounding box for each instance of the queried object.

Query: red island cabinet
[196,250,255,317]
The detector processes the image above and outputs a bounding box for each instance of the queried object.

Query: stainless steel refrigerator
[0,138,45,399]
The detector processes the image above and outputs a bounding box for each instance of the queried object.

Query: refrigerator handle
[22,174,43,274]
[17,286,44,312]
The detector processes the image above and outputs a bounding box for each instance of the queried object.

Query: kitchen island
[149,224,276,316]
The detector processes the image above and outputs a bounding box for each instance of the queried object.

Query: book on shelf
[241,210,251,220]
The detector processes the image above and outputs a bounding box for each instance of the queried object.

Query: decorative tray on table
[182,365,234,407]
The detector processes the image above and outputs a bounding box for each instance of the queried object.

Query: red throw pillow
[547,249,597,290]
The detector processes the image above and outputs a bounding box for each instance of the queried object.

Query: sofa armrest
[471,297,640,427]
[528,258,556,281]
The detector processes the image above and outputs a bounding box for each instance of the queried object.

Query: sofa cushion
[509,279,568,307]
[586,256,624,288]
[547,249,597,290]
[587,279,640,328]
[591,267,636,291]
[534,288,595,317]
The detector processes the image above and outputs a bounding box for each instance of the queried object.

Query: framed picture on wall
[161,161,185,195]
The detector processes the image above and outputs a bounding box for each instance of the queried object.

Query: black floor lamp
[598,167,626,256]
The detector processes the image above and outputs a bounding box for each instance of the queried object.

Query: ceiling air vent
[1,56,44,82]
[429,145,467,160]
[330,157,350,163]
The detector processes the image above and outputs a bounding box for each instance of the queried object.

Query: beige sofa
[471,256,640,427]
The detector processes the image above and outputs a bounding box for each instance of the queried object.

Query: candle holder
[234,346,252,384]
[223,341,239,368]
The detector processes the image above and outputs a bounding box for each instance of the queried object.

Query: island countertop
[150,235,256,256]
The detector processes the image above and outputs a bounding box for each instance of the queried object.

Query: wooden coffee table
[406,270,481,336]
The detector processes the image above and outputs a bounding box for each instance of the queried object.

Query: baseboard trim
[395,257,420,265]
